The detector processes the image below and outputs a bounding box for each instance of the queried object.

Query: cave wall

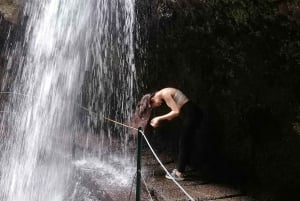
[136,0,300,200]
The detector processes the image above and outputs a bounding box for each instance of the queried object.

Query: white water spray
[0,0,136,200]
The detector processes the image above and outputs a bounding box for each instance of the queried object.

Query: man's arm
[150,94,180,127]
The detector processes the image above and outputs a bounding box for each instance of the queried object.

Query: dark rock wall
[136,0,300,200]
[0,14,14,99]
[0,14,12,68]
[0,1,22,91]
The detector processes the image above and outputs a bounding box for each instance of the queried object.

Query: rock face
[0,0,23,95]
[0,0,20,80]
[0,0,20,24]
[0,14,10,68]
[136,0,300,200]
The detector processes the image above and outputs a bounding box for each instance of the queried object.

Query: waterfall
[0,0,137,200]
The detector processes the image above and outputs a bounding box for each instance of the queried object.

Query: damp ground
[73,147,257,201]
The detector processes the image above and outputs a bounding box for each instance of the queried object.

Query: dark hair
[130,93,153,131]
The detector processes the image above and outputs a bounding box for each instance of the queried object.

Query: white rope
[139,130,195,201]
[75,102,139,131]
[141,174,154,201]
[0,91,35,98]
[104,116,138,131]
[102,117,195,201]
[103,116,195,200]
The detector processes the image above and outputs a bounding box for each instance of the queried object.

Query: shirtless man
[150,87,200,181]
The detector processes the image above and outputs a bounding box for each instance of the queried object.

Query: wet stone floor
[138,150,257,201]
[73,148,257,201]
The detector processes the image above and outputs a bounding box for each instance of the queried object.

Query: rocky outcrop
[136,0,300,200]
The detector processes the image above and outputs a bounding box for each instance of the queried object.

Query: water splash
[0,0,136,200]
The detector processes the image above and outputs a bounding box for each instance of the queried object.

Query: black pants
[176,101,202,172]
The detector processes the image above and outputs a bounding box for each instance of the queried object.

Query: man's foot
[165,169,184,181]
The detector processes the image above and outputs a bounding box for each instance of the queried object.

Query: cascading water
[0,0,137,200]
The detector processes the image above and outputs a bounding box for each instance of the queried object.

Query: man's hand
[150,117,160,128]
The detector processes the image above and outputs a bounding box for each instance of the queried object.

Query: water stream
[0,0,136,200]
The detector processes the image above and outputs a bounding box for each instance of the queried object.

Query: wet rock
[66,168,114,201]
[0,0,20,24]
[70,158,140,201]
[0,1,20,88]
[141,148,256,201]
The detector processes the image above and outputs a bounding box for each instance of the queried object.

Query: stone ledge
[141,150,256,201]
